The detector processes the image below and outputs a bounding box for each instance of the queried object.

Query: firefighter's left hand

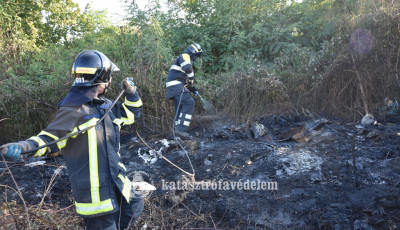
[187,86,198,94]
[121,77,137,93]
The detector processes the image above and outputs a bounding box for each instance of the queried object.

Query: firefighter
[0,50,144,230]
[166,43,203,138]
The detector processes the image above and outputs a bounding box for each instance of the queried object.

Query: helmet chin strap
[97,82,110,96]
[105,82,111,91]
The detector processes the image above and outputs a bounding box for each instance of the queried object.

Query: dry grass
[131,196,238,230]
[305,12,400,120]
[0,155,84,230]
[0,202,83,230]
[218,8,400,122]
[0,155,225,230]
[219,69,295,124]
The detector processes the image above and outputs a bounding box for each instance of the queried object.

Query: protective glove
[0,141,33,160]
[187,79,195,87]
[121,77,137,94]
[187,86,198,94]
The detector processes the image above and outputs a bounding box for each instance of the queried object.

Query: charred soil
[1,114,400,229]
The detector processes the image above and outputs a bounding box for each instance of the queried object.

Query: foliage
[0,17,174,141]
[0,0,110,141]
[1,1,400,229]
[1,0,400,141]
[0,0,108,48]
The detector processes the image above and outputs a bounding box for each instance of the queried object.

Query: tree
[0,0,109,50]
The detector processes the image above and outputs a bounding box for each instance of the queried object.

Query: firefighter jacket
[166,51,195,99]
[26,86,143,218]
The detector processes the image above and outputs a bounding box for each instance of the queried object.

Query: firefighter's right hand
[187,79,194,86]
[0,142,25,160]
[121,77,137,94]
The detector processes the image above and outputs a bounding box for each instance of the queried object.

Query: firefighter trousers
[172,91,195,131]
[85,190,144,230]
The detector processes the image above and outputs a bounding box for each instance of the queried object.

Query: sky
[72,0,149,25]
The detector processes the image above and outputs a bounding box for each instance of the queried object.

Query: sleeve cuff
[124,92,143,107]
[125,91,140,101]
[27,140,38,148]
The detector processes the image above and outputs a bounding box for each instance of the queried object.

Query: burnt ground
[1,114,400,229]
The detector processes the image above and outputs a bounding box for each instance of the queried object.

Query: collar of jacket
[58,86,103,107]
[182,48,194,57]
[182,51,197,63]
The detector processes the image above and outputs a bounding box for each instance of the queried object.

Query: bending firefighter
[0,50,144,230]
[166,43,203,138]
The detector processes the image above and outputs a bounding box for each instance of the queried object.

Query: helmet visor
[111,62,120,72]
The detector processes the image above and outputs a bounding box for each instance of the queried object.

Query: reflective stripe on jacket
[27,91,142,218]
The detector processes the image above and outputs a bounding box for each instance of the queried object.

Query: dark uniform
[27,85,144,229]
[166,43,203,133]
[0,50,144,230]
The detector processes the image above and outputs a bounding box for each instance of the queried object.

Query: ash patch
[273,148,323,176]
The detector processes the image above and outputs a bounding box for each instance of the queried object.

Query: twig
[216,160,231,178]
[28,210,53,226]
[351,116,359,188]
[38,164,65,210]
[3,192,19,229]
[53,204,75,214]
[0,155,31,228]
[0,118,10,123]
[179,202,206,223]
[209,213,217,229]
[135,126,195,178]
[36,164,47,191]
[4,82,57,109]
[52,157,73,203]
[385,151,391,159]
[0,99,10,115]
[395,46,400,72]
[354,70,369,114]
[139,116,155,133]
